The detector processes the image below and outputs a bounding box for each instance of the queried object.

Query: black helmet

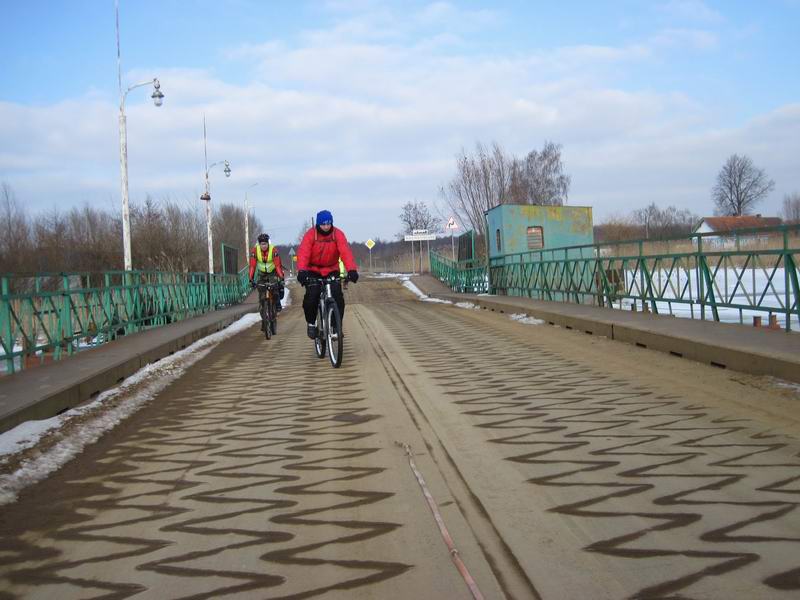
[257,233,269,243]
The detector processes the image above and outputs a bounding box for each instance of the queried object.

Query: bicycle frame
[257,281,281,339]
[306,274,345,367]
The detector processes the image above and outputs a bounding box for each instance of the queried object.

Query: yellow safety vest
[338,258,346,277]
[256,244,276,273]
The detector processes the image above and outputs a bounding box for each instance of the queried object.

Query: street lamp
[244,183,258,258]
[200,115,231,274]
[116,0,164,271]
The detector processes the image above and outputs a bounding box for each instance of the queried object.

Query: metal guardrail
[0,267,251,374]
[430,253,489,294]
[431,224,800,332]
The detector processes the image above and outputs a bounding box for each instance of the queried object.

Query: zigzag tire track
[361,290,800,599]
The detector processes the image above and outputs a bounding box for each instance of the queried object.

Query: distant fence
[431,224,800,332]
[0,267,250,374]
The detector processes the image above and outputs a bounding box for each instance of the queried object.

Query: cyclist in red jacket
[296,210,358,339]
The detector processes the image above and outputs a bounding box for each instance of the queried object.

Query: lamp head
[151,79,164,107]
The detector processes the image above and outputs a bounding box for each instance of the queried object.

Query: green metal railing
[431,224,800,331]
[1,267,251,374]
[430,253,489,294]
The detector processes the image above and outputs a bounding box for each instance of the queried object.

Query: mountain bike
[305,273,347,368]
[257,280,281,340]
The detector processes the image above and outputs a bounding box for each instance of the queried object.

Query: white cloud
[1,5,797,242]
[649,28,719,50]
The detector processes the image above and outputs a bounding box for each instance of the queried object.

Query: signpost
[404,229,436,274]
[365,238,376,272]
[445,216,459,260]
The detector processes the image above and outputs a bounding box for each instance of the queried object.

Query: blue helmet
[316,210,333,226]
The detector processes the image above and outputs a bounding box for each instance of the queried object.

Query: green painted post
[785,229,792,332]
[62,274,74,357]
[1,277,14,374]
[697,235,705,320]
[641,257,658,314]
[103,273,112,341]
[786,252,799,333]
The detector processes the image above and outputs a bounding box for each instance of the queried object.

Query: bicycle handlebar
[302,273,349,286]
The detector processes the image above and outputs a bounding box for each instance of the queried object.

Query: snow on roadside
[0,312,261,505]
[509,313,545,325]
[770,378,800,394]
[455,302,479,310]
[401,278,452,304]
[282,285,292,308]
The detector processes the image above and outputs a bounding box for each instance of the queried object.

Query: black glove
[347,270,359,283]
[249,279,256,289]
[297,270,309,286]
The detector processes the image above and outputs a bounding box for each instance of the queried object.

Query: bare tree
[295,219,313,245]
[517,141,570,206]
[440,141,571,236]
[439,142,515,236]
[712,154,775,216]
[0,183,33,273]
[398,200,439,237]
[781,192,800,224]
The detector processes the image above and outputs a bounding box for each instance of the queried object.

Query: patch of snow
[0,312,261,506]
[401,279,452,304]
[455,302,479,310]
[509,313,545,325]
[281,285,292,308]
[769,378,800,394]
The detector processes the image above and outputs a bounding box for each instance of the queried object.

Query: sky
[1,0,799,244]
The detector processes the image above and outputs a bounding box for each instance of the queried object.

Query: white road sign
[404,233,437,241]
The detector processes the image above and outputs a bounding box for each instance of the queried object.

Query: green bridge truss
[430,224,800,332]
[1,267,250,374]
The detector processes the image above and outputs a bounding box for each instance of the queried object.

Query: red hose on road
[397,442,485,600]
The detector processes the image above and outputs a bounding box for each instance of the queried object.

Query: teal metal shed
[486,204,594,259]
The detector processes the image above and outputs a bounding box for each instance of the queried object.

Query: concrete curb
[423,289,800,385]
[0,303,258,434]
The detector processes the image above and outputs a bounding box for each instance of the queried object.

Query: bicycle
[256,280,281,340]
[304,273,349,368]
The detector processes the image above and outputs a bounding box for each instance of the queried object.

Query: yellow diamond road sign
[365,238,376,250]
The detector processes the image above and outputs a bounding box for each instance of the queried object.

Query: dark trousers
[303,279,345,324]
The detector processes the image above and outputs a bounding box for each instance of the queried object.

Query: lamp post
[200,116,231,275]
[116,0,164,271]
[244,183,258,260]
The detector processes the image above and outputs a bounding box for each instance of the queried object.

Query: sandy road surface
[1,278,800,600]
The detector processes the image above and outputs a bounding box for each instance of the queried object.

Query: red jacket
[248,244,285,280]
[296,226,357,276]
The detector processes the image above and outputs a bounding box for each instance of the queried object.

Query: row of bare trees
[0,182,262,274]
[595,204,700,242]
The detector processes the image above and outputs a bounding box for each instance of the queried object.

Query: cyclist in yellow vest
[248,233,285,313]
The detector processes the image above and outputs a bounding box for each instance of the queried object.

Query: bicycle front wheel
[326,302,343,368]
[260,299,271,340]
[314,308,326,358]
